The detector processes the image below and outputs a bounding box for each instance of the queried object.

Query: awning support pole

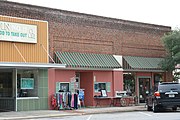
[40,44,55,63]
[13,43,27,63]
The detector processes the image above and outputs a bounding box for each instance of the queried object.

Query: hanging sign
[0,21,37,43]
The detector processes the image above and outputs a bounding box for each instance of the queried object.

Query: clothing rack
[55,92,79,110]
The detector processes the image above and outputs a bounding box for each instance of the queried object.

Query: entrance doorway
[138,78,150,103]
[0,69,15,112]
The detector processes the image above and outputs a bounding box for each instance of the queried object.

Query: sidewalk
[0,105,146,120]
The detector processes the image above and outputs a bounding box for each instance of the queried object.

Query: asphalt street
[28,111,180,120]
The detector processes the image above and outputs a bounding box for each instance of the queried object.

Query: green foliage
[160,29,180,71]
[173,71,180,81]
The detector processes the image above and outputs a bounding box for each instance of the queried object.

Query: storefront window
[0,70,13,97]
[123,74,135,96]
[154,74,162,85]
[94,82,111,92]
[153,74,163,91]
[17,69,38,97]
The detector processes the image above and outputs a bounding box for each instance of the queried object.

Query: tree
[160,29,180,72]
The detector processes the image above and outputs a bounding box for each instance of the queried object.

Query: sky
[9,0,180,29]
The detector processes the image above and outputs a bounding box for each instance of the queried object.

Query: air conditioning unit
[115,91,127,98]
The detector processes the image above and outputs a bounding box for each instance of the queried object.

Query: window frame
[17,69,38,98]
[94,82,111,93]
[56,82,70,92]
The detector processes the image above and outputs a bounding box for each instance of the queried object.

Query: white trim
[14,69,17,112]
[0,62,66,68]
[65,67,122,71]
[113,55,123,66]
[123,69,164,72]
[17,97,39,100]
[46,21,49,63]
[113,68,123,71]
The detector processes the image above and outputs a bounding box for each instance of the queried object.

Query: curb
[0,113,82,120]
[0,107,146,120]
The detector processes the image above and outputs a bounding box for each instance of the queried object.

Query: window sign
[20,78,34,89]
[0,21,37,43]
[101,90,107,97]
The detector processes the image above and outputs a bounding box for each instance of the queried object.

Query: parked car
[146,82,180,112]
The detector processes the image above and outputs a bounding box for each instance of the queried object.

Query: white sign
[0,21,37,43]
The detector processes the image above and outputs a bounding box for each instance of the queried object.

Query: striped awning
[54,52,121,69]
[123,56,163,70]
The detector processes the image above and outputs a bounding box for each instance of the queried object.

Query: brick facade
[0,1,173,108]
[0,1,171,59]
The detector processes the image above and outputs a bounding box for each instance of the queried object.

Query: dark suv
[146,82,180,112]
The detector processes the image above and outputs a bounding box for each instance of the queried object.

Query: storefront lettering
[0,22,10,31]
[0,21,37,43]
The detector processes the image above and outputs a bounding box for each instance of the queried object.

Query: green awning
[123,56,163,70]
[54,52,121,69]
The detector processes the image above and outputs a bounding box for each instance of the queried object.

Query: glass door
[139,78,150,103]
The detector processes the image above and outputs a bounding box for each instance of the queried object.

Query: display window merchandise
[17,69,38,98]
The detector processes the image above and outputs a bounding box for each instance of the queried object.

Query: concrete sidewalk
[0,105,146,120]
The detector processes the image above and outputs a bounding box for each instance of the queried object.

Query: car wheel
[172,107,177,111]
[152,102,159,113]
[120,98,127,107]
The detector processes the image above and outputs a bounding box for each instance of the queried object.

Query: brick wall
[0,1,171,60]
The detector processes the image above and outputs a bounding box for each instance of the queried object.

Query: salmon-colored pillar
[112,70,123,96]
[48,68,56,109]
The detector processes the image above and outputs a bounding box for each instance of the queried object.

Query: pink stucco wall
[48,69,124,108]
[113,71,123,94]
[48,69,75,109]
[80,72,94,106]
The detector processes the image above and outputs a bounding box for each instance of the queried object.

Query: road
[29,110,180,120]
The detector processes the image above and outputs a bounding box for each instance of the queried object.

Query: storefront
[0,15,65,111]
[122,56,170,104]
[48,52,123,108]
[0,1,173,110]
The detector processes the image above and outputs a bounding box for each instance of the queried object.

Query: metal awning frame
[0,62,66,69]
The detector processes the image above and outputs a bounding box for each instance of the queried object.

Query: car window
[158,84,180,92]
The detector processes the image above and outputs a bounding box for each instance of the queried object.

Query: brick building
[0,1,172,111]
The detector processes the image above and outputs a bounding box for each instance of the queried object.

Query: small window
[59,82,70,92]
[94,82,111,92]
